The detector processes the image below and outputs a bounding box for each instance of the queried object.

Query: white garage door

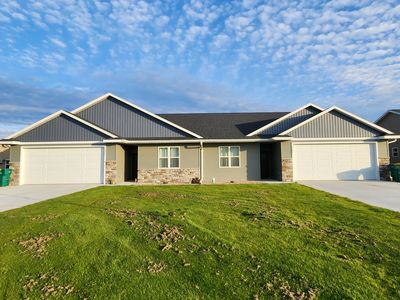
[22,147,104,184]
[293,143,379,181]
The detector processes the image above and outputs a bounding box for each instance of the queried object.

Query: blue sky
[0,0,399,138]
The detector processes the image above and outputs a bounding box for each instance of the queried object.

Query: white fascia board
[102,138,291,144]
[6,110,117,140]
[71,93,203,139]
[0,141,106,146]
[279,106,393,136]
[378,135,400,140]
[246,103,324,137]
[291,137,382,141]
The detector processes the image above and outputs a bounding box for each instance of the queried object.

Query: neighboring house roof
[72,93,203,139]
[375,109,400,123]
[159,112,288,139]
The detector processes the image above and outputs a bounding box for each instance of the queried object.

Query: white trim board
[279,106,393,136]
[247,103,324,137]
[7,110,118,140]
[71,93,203,139]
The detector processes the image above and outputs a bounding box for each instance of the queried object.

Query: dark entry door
[260,144,271,179]
[124,146,138,181]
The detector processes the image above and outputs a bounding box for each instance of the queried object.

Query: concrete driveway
[300,181,400,212]
[0,184,99,212]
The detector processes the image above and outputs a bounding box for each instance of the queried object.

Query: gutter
[102,137,292,144]
[3,135,398,146]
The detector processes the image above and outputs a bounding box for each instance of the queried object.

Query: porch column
[280,141,293,182]
[105,144,118,184]
[377,141,391,181]
[9,145,21,186]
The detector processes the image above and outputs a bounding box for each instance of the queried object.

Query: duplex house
[0,93,397,186]
[376,110,400,164]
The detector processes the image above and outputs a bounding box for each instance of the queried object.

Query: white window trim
[219,146,241,168]
[392,147,399,158]
[158,146,180,169]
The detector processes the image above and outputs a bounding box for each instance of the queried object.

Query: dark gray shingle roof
[159,112,288,139]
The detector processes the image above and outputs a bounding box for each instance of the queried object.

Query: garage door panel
[22,147,104,184]
[293,143,378,181]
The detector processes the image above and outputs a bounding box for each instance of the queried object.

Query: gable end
[17,114,110,142]
[285,110,382,138]
[76,96,194,139]
[259,106,321,136]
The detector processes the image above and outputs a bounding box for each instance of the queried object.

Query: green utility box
[0,169,12,187]
[389,164,400,182]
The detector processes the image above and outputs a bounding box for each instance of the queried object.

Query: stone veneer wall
[281,159,293,182]
[378,157,391,181]
[9,162,20,186]
[138,168,200,184]
[105,160,117,184]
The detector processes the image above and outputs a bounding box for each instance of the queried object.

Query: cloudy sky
[0,0,399,138]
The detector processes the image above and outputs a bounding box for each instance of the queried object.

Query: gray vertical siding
[259,107,321,136]
[287,110,381,138]
[77,96,191,138]
[18,114,109,142]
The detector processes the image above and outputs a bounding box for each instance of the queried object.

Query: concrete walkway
[0,184,99,212]
[300,181,400,212]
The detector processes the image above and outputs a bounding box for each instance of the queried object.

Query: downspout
[200,141,204,183]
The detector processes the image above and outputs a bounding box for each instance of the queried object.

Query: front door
[124,146,138,181]
[260,144,271,179]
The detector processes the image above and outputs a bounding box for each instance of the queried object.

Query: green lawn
[0,184,399,299]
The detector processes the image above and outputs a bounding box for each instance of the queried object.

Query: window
[158,147,180,168]
[1,159,9,169]
[392,147,399,158]
[219,146,240,168]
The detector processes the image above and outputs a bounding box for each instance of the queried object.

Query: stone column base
[281,159,293,182]
[9,162,20,186]
[138,168,200,184]
[378,158,391,181]
[105,160,117,184]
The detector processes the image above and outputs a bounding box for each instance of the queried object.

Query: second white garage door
[22,147,105,184]
[293,143,379,181]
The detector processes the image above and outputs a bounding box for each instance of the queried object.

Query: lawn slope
[0,184,399,299]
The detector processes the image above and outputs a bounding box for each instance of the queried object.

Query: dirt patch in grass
[155,224,184,243]
[31,214,60,222]
[22,273,75,298]
[17,233,64,258]
[137,191,161,198]
[147,260,167,273]
[264,274,319,300]
[107,208,137,219]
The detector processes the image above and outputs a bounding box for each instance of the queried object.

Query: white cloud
[0,0,399,118]
[50,38,66,48]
